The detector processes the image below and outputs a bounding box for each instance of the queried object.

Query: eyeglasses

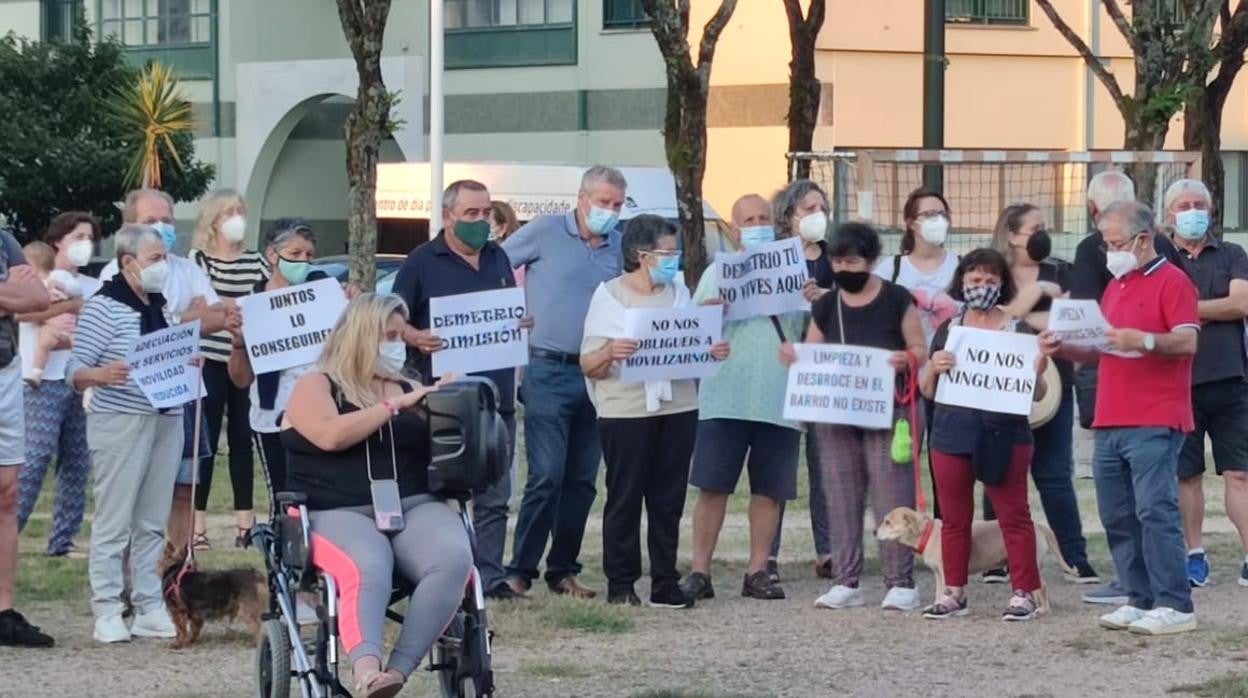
[915,210,946,221]
[1098,234,1143,252]
[643,249,681,258]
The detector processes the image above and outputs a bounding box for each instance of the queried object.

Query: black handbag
[972,419,1015,486]
[425,377,510,496]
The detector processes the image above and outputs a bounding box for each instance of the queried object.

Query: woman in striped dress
[189,188,268,548]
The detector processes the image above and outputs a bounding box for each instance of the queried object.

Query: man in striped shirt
[98,189,232,552]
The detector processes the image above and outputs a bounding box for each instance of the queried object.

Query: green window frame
[97,0,215,78]
[945,0,1028,26]
[42,0,84,42]
[603,0,647,29]
[445,0,577,69]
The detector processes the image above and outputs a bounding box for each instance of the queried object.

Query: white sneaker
[814,585,865,609]
[93,614,131,643]
[881,586,921,611]
[1099,605,1147,630]
[131,607,177,638]
[1128,607,1197,636]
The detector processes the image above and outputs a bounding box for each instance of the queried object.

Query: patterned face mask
[961,283,1001,311]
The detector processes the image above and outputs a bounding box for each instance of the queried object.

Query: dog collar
[915,520,935,555]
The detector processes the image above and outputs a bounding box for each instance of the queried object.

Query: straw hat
[1029,360,1062,429]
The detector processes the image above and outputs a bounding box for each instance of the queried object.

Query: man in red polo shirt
[1040,200,1199,636]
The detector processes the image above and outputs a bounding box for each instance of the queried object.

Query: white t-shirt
[19,273,103,381]
[249,363,314,433]
[99,254,220,319]
[874,251,961,346]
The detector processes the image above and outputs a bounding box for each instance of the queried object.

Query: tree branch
[1036,0,1129,113]
[1209,0,1248,95]
[696,0,738,72]
[1101,0,1139,54]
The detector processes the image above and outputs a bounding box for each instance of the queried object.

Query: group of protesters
[1,164,1245,655]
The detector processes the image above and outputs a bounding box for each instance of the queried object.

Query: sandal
[234,526,252,549]
[355,669,404,698]
[191,532,211,551]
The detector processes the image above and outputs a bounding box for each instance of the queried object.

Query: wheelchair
[251,490,495,698]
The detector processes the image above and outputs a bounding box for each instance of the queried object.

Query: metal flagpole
[430,0,445,234]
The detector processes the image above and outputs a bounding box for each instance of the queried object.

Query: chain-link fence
[791,150,1201,261]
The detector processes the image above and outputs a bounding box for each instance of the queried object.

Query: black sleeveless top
[282,376,430,510]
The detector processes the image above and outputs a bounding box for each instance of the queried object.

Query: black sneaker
[981,567,1009,584]
[679,572,715,600]
[648,584,695,609]
[607,589,641,607]
[1064,561,1101,585]
[0,609,54,648]
[741,570,786,600]
[484,582,520,601]
[766,559,781,584]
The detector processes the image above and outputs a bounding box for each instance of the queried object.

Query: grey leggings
[308,495,474,676]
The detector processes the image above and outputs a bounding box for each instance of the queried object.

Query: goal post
[789,149,1202,260]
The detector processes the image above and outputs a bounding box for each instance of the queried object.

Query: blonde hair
[191,188,245,251]
[22,241,56,274]
[318,293,409,408]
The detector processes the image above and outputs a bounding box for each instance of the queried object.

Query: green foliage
[0,29,214,242]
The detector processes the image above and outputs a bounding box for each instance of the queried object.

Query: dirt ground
[4,507,1247,698]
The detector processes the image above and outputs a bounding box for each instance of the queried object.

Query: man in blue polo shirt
[500,165,626,599]
[393,179,527,601]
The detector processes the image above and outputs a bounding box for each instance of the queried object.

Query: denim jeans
[984,388,1089,566]
[472,412,515,591]
[1093,427,1193,613]
[506,358,602,585]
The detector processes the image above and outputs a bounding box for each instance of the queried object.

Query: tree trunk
[1122,117,1170,209]
[336,0,392,292]
[662,67,711,287]
[1184,94,1226,233]
[786,33,819,182]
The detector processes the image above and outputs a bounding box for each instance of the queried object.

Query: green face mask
[453,219,491,251]
[277,256,311,284]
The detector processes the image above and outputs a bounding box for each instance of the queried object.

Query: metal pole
[430,0,445,235]
[922,0,945,192]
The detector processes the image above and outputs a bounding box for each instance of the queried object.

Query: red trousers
[931,445,1041,591]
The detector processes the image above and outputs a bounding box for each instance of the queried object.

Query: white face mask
[65,239,93,267]
[138,260,169,293]
[1105,236,1142,279]
[918,216,949,245]
[377,341,407,376]
[220,214,247,243]
[797,212,828,242]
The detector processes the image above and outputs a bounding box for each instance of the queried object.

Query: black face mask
[833,270,871,293]
[1027,229,1052,262]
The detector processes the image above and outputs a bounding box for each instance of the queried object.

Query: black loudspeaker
[425,377,509,496]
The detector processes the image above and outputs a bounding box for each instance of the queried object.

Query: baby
[22,241,83,386]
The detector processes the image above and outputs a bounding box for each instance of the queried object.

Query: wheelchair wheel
[434,614,477,697]
[256,619,292,698]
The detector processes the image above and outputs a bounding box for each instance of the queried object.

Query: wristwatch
[1143,333,1156,352]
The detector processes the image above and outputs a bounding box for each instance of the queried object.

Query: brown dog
[159,542,268,649]
[875,506,1078,614]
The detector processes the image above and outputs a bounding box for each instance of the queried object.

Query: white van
[374,162,733,255]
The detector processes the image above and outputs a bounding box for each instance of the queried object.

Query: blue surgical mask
[648,253,681,285]
[1174,208,1210,241]
[739,226,775,250]
[152,222,177,251]
[278,257,311,284]
[585,206,619,236]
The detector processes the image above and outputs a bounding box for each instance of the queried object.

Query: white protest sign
[126,321,203,409]
[1047,298,1142,358]
[618,306,723,383]
[430,287,528,377]
[934,326,1040,416]
[716,237,810,322]
[783,343,895,429]
[239,277,349,375]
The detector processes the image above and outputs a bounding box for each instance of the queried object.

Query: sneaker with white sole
[1082,580,1129,605]
[1099,605,1147,630]
[881,586,920,611]
[814,584,865,609]
[92,614,131,643]
[131,607,177,639]
[1128,607,1197,636]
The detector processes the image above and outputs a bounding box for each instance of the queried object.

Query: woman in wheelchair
[281,293,469,698]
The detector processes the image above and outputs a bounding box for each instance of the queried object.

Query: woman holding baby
[15,211,102,559]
